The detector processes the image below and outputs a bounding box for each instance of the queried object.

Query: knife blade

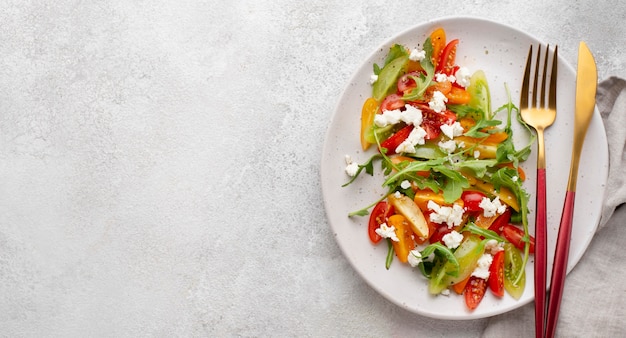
[545,41,597,338]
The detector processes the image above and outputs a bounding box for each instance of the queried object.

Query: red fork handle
[545,190,576,338]
[535,168,547,338]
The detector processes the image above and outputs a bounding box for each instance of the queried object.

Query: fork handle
[545,190,576,338]
[534,168,547,338]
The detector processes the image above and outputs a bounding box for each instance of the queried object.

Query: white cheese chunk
[375,223,399,242]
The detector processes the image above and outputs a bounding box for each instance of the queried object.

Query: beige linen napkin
[482,77,626,337]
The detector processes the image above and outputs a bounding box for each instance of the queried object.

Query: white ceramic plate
[321,16,608,320]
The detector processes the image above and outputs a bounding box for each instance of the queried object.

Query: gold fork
[520,44,558,338]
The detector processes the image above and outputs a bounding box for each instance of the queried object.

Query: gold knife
[545,41,597,338]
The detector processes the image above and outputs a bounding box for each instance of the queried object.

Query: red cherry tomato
[367,201,395,244]
[461,190,487,213]
[488,250,505,297]
[380,125,414,155]
[407,104,457,140]
[502,224,536,254]
[464,276,487,310]
[429,224,453,245]
[487,208,512,234]
[380,93,405,112]
[436,39,459,75]
[397,71,422,95]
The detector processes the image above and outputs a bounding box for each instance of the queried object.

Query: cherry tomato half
[487,208,512,234]
[396,71,421,95]
[429,28,446,69]
[380,93,405,112]
[464,276,487,310]
[502,224,535,254]
[367,201,394,244]
[436,39,459,75]
[407,103,456,140]
[380,125,414,155]
[488,250,505,297]
[461,190,487,213]
[429,223,453,245]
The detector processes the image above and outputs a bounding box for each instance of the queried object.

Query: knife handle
[534,168,547,338]
[545,190,576,338]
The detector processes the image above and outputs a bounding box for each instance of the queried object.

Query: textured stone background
[1,1,625,336]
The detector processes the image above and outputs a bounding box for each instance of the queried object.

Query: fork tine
[548,46,558,110]
[540,44,550,107]
[532,45,541,108]
[520,45,532,109]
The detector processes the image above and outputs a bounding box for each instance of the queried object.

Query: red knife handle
[545,190,576,338]
[535,168,547,338]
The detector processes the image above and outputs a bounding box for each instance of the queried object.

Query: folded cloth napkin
[597,77,626,227]
[482,77,626,337]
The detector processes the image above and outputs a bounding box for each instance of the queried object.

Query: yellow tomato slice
[429,28,446,69]
[387,193,429,238]
[413,189,463,212]
[360,97,378,150]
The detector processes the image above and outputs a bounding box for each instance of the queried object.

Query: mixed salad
[343,28,536,310]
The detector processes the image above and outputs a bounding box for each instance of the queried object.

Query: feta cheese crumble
[471,253,494,279]
[374,104,423,127]
[369,74,378,84]
[395,126,427,153]
[455,67,471,88]
[407,249,423,267]
[409,48,426,62]
[473,150,481,159]
[484,239,504,255]
[428,90,448,113]
[435,72,456,83]
[375,223,399,242]
[344,155,359,177]
[400,180,412,190]
[438,139,457,153]
[479,196,507,217]
[427,201,465,228]
[442,230,464,249]
[440,121,464,139]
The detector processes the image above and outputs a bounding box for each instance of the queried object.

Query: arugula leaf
[411,175,441,193]
[463,119,502,138]
[402,37,435,102]
[385,44,409,66]
[493,83,535,166]
[442,178,466,204]
[373,44,408,76]
[347,186,395,217]
[341,153,383,187]
[433,166,470,203]
[373,63,381,76]
[420,37,435,76]
[454,158,498,178]
[447,104,480,118]
[463,223,504,242]
[383,158,445,186]
[385,238,394,269]
[417,242,459,278]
